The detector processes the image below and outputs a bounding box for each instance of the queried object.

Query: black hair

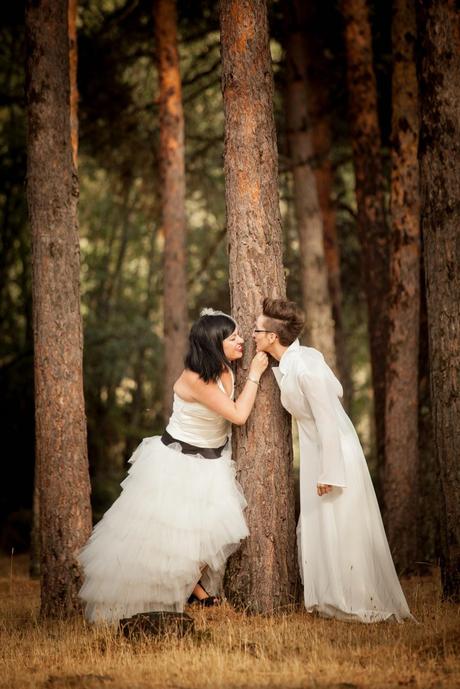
[184,314,236,382]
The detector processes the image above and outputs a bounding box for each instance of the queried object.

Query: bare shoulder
[173,369,199,402]
[176,369,219,399]
[181,369,215,391]
[180,369,201,385]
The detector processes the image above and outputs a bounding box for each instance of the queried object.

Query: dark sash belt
[161,429,227,459]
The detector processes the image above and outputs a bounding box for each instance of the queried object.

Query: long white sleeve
[299,365,346,487]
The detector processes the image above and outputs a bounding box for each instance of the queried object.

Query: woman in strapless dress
[79,308,268,623]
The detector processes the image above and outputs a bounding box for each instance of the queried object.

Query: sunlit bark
[220,0,296,613]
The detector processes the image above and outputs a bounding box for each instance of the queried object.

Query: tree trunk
[417,0,460,600]
[341,0,389,467]
[69,0,78,168]
[383,0,420,574]
[304,12,352,409]
[154,0,188,421]
[29,0,80,582]
[220,0,297,613]
[284,0,336,370]
[25,0,92,617]
[314,120,352,404]
[417,272,440,568]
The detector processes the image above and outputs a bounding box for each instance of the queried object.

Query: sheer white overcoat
[273,340,412,623]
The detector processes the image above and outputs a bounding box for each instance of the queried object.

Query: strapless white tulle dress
[78,376,248,623]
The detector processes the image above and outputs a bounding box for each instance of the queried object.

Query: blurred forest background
[0,0,444,575]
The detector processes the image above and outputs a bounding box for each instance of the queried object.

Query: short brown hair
[262,298,305,346]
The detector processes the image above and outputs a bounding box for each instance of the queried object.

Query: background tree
[383,0,420,574]
[154,0,188,420]
[220,0,297,613]
[25,0,92,616]
[303,2,352,409]
[417,0,460,600]
[283,0,336,369]
[341,0,389,471]
[69,0,78,167]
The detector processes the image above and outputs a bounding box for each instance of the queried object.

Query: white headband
[200,307,236,324]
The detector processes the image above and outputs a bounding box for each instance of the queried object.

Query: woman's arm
[186,353,268,425]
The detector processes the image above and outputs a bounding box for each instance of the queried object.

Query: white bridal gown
[273,340,412,623]
[79,373,248,623]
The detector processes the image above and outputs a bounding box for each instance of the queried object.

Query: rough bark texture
[154,0,188,421]
[417,276,441,567]
[220,0,297,613]
[25,0,92,617]
[304,14,352,409]
[417,0,460,600]
[383,0,420,574]
[284,0,336,370]
[69,0,78,167]
[341,0,389,467]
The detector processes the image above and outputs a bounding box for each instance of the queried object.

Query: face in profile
[253,315,272,353]
[223,328,244,361]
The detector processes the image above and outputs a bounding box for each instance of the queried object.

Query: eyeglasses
[253,329,275,334]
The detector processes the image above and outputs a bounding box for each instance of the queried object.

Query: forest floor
[1,554,459,689]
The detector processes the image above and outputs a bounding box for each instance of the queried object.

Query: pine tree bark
[25,0,92,617]
[341,0,389,466]
[313,116,352,406]
[154,0,188,421]
[417,276,441,567]
[69,0,78,168]
[383,0,420,574]
[284,0,336,369]
[30,0,80,582]
[303,4,352,407]
[220,0,297,613]
[417,0,460,600]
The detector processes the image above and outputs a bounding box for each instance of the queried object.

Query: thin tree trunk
[154,0,188,421]
[417,272,440,568]
[341,0,389,467]
[220,0,297,613]
[303,14,352,409]
[69,0,78,168]
[383,0,420,574]
[314,123,352,402]
[284,0,336,370]
[25,0,92,617]
[417,0,460,600]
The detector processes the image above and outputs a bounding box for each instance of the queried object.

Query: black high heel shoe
[187,581,220,607]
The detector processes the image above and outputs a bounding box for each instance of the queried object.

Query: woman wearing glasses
[253,298,412,623]
[79,308,268,623]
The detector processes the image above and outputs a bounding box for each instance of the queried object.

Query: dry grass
[1,555,459,689]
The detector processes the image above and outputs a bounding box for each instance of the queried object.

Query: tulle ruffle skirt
[78,436,248,623]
